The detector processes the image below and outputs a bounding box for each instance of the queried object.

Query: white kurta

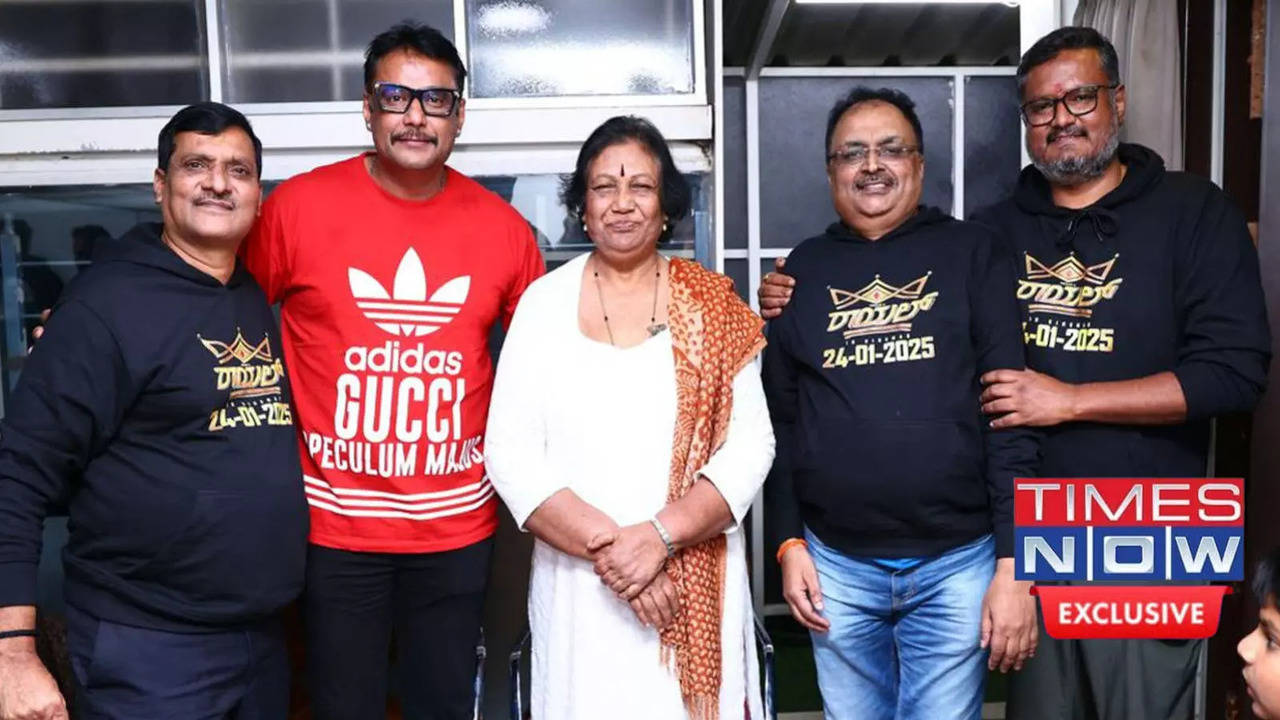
[486,253,775,720]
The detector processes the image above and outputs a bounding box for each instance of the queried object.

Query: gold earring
[662,222,669,233]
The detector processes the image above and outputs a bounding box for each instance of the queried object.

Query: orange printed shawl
[662,257,766,720]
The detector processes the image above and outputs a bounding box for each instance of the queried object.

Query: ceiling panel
[724,1,1019,68]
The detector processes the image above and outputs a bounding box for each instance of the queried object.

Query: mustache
[391,131,439,145]
[1047,125,1088,144]
[855,171,896,189]
[194,195,234,209]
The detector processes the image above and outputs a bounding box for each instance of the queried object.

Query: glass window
[465,0,695,98]
[964,76,1021,218]
[475,173,704,272]
[218,0,454,103]
[723,259,747,304]
[723,77,748,250]
[0,1,207,109]
[0,171,709,403]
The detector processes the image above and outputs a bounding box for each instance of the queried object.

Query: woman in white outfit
[485,116,775,720]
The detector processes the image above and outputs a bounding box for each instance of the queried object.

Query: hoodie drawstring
[1054,206,1119,251]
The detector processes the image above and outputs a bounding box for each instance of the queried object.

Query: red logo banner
[1032,585,1232,639]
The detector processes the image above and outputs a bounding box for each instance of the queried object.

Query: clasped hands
[587,522,680,630]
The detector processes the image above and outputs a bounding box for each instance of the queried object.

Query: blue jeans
[807,529,995,720]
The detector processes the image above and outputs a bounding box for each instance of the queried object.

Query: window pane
[219,0,454,103]
[465,0,695,98]
[964,76,1020,218]
[0,1,206,109]
[474,172,706,271]
[724,259,747,304]
[723,77,747,250]
[0,172,709,400]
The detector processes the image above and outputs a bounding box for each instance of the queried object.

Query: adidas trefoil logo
[348,248,471,337]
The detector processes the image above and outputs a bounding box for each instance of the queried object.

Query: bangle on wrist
[650,517,675,558]
[0,629,37,641]
[776,538,808,564]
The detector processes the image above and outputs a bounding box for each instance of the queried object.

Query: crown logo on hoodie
[1018,252,1123,319]
[198,330,284,404]
[1025,253,1119,285]
[829,274,933,309]
[200,329,274,365]
[827,273,939,339]
[348,248,471,337]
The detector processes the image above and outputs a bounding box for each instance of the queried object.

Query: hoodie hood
[1012,143,1165,252]
[823,205,953,244]
[107,222,252,288]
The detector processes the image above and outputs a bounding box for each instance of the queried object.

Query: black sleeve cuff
[0,561,39,608]
[1173,362,1262,420]
[993,521,1015,559]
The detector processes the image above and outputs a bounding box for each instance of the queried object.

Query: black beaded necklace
[591,255,666,346]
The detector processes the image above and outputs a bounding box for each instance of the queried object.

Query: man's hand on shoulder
[26,310,50,354]
[758,257,795,321]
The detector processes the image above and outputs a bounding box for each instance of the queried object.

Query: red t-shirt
[243,154,544,553]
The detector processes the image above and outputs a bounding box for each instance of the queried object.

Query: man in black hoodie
[760,27,1271,720]
[976,27,1270,720]
[0,103,308,720]
[762,87,1038,720]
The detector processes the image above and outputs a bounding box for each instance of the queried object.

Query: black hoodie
[0,223,308,631]
[763,207,1038,559]
[972,144,1270,479]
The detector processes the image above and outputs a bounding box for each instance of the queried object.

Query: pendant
[647,323,668,337]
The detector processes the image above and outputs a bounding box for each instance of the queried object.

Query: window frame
[0,0,712,178]
[0,0,708,117]
[455,0,708,109]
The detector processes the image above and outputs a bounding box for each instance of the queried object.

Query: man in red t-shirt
[241,23,542,720]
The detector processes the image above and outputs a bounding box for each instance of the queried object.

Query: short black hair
[365,22,467,94]
[560,116,691,244]
[1017,26,1121,97]
[824,86,925,157]
[157,102,263,178]
[1254,546,1280,606]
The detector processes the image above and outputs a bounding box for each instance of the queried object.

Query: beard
[1030,103,1121,186]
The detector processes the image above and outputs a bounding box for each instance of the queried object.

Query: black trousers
[67,605,288,720]
[303,538,493,720]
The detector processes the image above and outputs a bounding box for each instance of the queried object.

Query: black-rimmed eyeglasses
[371,82,461,117]
[1020,84,1120,127]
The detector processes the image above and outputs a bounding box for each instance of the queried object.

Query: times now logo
[1015,478,1241,640]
